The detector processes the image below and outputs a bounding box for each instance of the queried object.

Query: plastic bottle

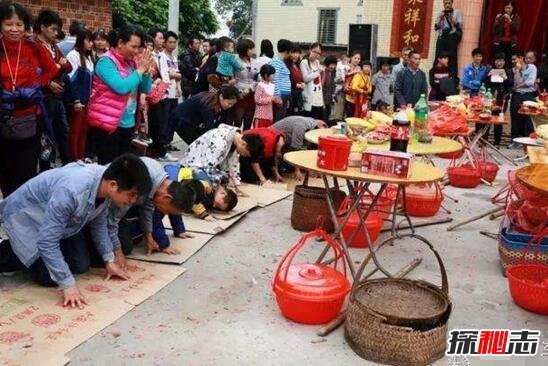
[483,88,493,114]
[390,110,410,152]
[479,83,487,97]
[414,94,428,137]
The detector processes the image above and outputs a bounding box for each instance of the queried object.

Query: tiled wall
[454,0,485,77]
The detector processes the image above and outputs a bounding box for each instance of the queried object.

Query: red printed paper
[361,150,412,178]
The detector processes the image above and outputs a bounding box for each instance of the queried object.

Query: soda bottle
[390,110,410,152]
[483,88,493,114]
[479,83,486,97]
[414,94,428,136]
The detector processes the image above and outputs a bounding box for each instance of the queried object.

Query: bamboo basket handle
[351,233,448,296]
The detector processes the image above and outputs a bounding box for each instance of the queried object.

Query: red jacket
[0,38,59,116]
[33,35,72,98]
[244,127,285,158]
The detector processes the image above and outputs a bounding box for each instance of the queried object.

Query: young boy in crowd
[254,64,280,128]
[486,52,514,146]
[216,37,242,86]
[462,48,489,96]
[148,165,238,251]
[0,155,152,308]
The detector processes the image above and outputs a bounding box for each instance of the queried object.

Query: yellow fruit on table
[369,111,393,125]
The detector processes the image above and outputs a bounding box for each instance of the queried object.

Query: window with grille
[318,9,338,44]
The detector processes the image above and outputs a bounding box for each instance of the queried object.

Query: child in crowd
[348,61,372,118]
[254,64,280,128]
[371,59,392,108]
[216,37,243,86]
[150,164,239,250]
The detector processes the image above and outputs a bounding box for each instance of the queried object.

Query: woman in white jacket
[300,43,325,119]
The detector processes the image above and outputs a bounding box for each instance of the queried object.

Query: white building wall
[254,0,364,48]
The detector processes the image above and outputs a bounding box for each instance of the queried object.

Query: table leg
[315,175,364,278]
[480,137,518,166]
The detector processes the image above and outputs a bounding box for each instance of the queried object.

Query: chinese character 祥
[407,0,423,5]
[506,330,540,355]
[402,29,420,46]
[478,330,509,355]
[447,330,479,355]
[404,7,421,28]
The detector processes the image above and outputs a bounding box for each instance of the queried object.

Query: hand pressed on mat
[105,261,130,281]
[62,286,88,309]
[114,249,128,271]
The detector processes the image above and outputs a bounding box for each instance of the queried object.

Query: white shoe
[157,153,177,162]
[132,137,149,147]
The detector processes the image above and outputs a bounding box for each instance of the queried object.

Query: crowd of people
[0,0,547,308]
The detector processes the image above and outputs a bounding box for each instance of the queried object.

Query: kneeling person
[0,155,152,308]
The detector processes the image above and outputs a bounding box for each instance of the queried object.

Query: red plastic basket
[506,228,548,315]
[405,183,444,217]
[437,149,463,160]
[358,187,396,221]
[507,265,548,315]
[338,196,383,248]
[447,150,481,188]
[480,161,499,183]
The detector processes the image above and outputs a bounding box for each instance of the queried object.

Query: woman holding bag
[87,25,153,164]
[300,43,325,119]
[0,2,59,196]
[66,29,94,161]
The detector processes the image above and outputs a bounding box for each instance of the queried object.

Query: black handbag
[0,112,37,140]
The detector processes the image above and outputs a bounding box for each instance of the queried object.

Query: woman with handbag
[87,25,154,165]
[0,2,59,196]
[66,29,94,161]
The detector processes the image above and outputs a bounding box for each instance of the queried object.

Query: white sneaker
[157,153,177,162]
[132,137,149,147]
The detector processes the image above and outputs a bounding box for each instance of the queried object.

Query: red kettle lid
[274,263,350,301]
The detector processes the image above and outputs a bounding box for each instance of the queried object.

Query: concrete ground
[1,140,547,365]
[64,148,547,366]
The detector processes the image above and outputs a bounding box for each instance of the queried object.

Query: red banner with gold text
[390,0,434,57]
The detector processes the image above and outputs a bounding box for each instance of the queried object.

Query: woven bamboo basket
[291,176,346,232]
[345,234,451,366]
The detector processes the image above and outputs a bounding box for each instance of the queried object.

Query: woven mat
[0,261,185,366]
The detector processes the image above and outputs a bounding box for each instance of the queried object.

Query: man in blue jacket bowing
[0,154,152,308]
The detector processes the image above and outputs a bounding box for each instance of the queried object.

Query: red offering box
[361,150,412,179]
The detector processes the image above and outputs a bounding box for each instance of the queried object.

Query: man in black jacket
[179,37,201,98]
[394,51,428,108]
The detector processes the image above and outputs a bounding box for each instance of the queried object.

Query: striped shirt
[270,56,291,97]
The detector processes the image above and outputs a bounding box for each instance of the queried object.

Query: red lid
[273,263,350,301]
[319,135,352,145]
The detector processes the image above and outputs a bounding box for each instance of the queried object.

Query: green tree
[214,0,253,39]
[112,0,219,41]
